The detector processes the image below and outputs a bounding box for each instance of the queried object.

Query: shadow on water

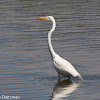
[50,79,81,100]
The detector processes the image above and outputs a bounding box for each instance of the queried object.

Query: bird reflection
[50,79,81,100]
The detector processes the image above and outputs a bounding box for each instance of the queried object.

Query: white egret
[37,16,83,80]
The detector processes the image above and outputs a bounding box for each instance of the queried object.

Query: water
[0,0,100,100]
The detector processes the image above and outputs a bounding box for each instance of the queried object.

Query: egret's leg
[68,77,70,80]
[58,73,61,82]
[58,73,61,79]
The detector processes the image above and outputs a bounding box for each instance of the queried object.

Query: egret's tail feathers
[77,74,83,80]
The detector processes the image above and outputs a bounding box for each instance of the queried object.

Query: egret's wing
[53,55,79,77]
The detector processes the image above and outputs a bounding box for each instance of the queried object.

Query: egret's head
[37,16,53,20]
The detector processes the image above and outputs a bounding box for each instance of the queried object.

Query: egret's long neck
[48,18,56,58]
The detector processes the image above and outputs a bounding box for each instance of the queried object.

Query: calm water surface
[0,0,100,100]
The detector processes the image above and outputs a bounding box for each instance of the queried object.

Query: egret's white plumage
[37,16,83,80]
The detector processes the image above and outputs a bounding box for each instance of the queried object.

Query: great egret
[37,16,83,80]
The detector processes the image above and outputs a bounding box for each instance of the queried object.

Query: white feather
[53,54,79,77]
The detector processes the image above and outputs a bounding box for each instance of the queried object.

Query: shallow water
[0,0,100,100]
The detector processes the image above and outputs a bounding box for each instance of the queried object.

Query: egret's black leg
[58,73,61,79]
[68,77,70,80]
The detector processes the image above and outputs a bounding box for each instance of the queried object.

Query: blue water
[0,0,100,100]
